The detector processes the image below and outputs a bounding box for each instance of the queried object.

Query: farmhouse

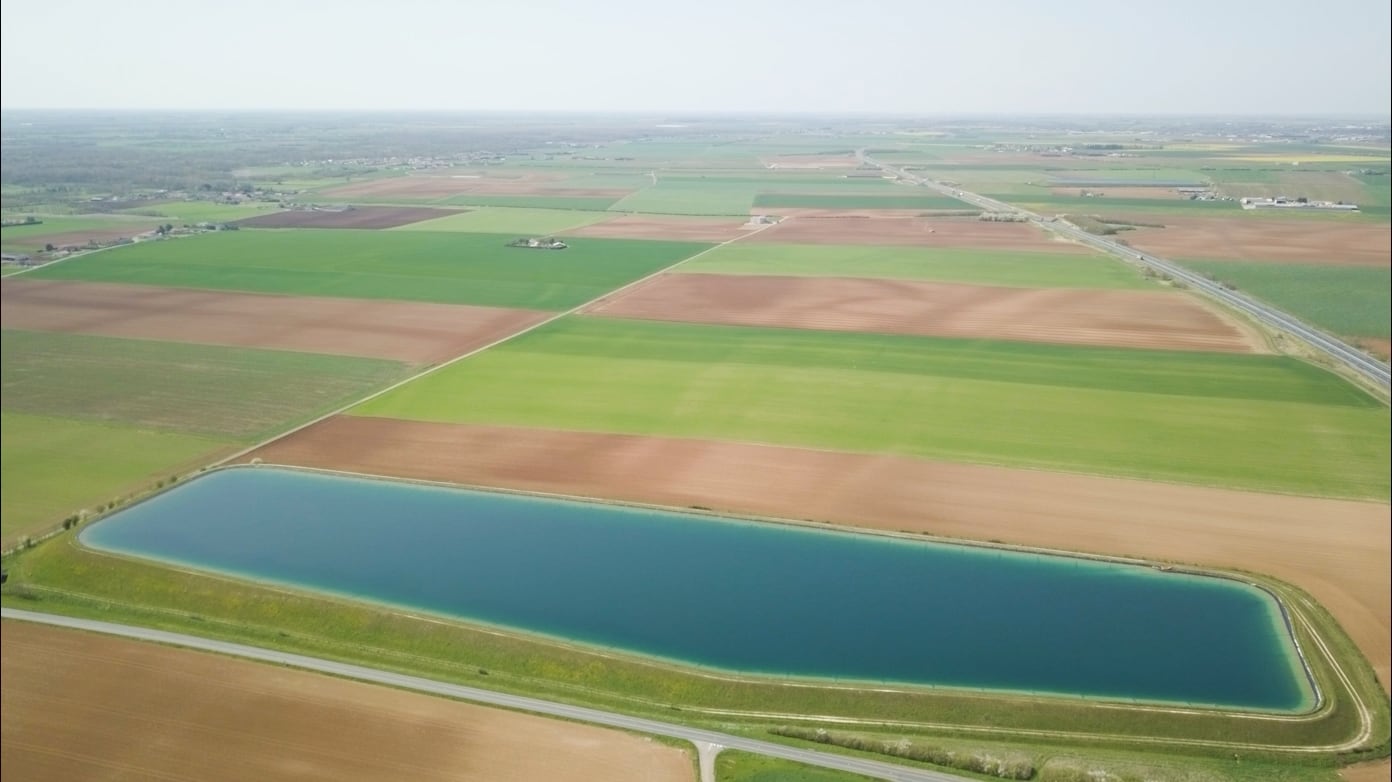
[507,237,568,250]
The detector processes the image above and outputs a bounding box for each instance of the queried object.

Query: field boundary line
[211,220,779,468]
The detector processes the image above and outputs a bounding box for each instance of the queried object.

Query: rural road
[1,608,970,782]
[858,152,1392,390]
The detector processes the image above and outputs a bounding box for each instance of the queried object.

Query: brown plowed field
[243,417,1392,693]
[1118,216,1391,266]
[322,175,631,200]
[570,215,752,241]
[14,225,159,249]
[236,206,463,229]
[1,621,692,782]
[1,279,549,364]
[584,273,1264,353]
[748,215,1088,251]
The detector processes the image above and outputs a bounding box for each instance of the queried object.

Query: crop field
[1,279,550,364]
[352,317,1389,499]
[118,200,285,224]
[609,179,760,215]
[0,216,162,252]
[748,215,1088,251]
[585,273,1264,352]
[1119,217,1391,266]
[681,242,1153,288]
[1182,260,1391,341]
[752,193,972,210]
[27,229,709,310]
[1,330,408,440]
[1,621,693,782]
[570,214,753,241]
[439,194,624,210]
[390,207,615,234]
[0,413,224,542]
[235,206,461,229]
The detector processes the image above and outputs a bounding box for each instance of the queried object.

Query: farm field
[1,329,408,439]
[244,416,1392,700]
[681,242,1154,288]
[391,207,615,234]
[235,206,461,229]
[752,192,971,210]
[609,179,760,215]
[26,229,709,310]
[1,215,162,252]
[1,279,550,363]
[1111,216,1391,266]
[0,620,693,782]
[1180,261,1391,350]
[570,214,754,241]
[351,317,1389,499]
[0,412,224,542]
[119,200,285,224]
[585,273,1264,352]
[747,215,1087,250]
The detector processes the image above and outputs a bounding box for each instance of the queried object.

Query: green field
[28,230,708,310]
[353,318,1389,499]
[391,207,615,234]
[1182,261,1391,340]
[0,412,226,542]
[752,193,971,210]
[609,180,759,215]
[1,330,409,440]
[119,200,284,224]
[683,243,1153,289]
[715,751,875,782]
[0,216,160,251]
[438,194,623,211]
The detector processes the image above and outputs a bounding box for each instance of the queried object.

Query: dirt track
[236,206,462,229]
[244,417,1392,695]
[0,621,692,782]
[584,273,1266,353]
[570,215,752,242]
[1118,216,1390,266]
[749,215,1089,251]
[1,279,549,364]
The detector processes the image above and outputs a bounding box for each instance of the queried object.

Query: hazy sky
[2,0,1388,115]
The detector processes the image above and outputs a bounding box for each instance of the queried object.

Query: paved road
[859,153,1392,390]
[1,608,969,782]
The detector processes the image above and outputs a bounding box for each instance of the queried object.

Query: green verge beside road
[352,318,1390,500]
[682,243,1153,289]
[27,230,709,310]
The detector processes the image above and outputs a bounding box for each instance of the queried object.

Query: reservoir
[80,467,1313,710]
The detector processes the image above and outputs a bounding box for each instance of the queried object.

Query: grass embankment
[0,533,1382,761]
[715,751,877,782]
[353,318,1390,500]
[1180,261,1391,341]
[682,242,1153,289]
[27,230,708,310]
[0,330,409,541]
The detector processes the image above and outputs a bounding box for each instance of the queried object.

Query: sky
[2,0,1388,115]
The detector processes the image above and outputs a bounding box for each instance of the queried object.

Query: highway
[858,153,1392,390]
[1,608,970,782]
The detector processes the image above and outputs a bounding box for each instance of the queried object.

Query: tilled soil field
[1,621,693,782]
[1,279,550,364]
[584,273,1266,353]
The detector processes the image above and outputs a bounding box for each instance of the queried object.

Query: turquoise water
[81,467,1313,710]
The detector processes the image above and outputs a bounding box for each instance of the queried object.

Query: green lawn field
[1,216,161,251]
[682,243,1153,289]
[119,200,284,224]
[1182,261,1390,340]
[391,207,615,234]
[438,194,623,211]
[0,412,227,541]
[752,193,971,210]
[609,180,759,215]
[2,330,409,440]
[353,318,1389,500]
[27,230,708,310]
